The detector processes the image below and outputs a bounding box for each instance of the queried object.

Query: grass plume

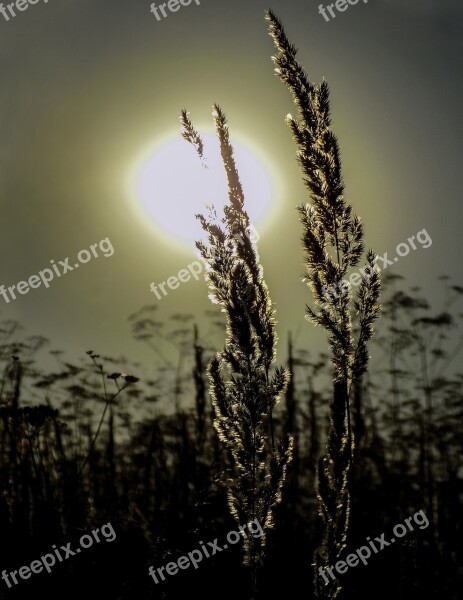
[180,105,293,589]
[266,10,381,598]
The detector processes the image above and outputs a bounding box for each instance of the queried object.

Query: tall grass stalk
[266,11,381,599]
[180,105,293,596]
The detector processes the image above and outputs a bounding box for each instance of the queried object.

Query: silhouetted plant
[267,11,381,599]
[77,351,139,478]
[180,106,293,593]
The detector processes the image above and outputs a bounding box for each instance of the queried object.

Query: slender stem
[76,386,124,478]
[76,400,110,478]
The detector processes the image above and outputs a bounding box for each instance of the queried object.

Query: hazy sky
[0,0,462,371]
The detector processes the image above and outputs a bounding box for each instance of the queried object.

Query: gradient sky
[0,0,462,373]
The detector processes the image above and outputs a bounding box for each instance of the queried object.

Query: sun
[131,132,276,247]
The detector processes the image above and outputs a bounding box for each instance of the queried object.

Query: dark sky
[0,0,462,371]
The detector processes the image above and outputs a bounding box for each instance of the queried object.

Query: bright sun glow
[132,133,276,247]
